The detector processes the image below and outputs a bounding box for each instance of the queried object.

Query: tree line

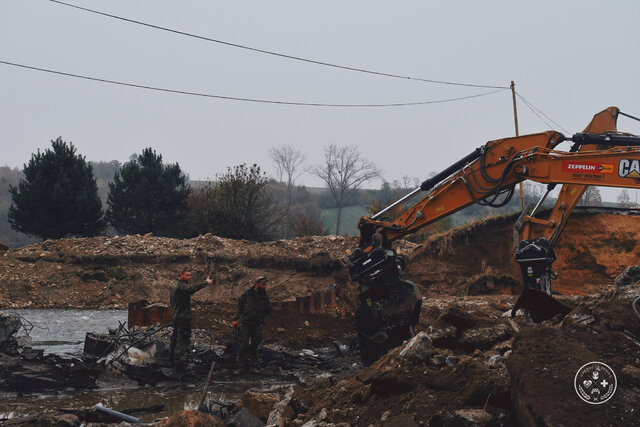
[7,137,633,245]
[7,138,383,242]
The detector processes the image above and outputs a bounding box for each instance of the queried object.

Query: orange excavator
[347,107,640,362]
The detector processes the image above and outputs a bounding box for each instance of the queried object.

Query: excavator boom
[349,107,640,362]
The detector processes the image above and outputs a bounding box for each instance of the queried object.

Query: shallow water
[7,309,127,355]
[0,309,288,422]
[0,382,267,423]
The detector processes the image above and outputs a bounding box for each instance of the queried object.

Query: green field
[320,205,369,236]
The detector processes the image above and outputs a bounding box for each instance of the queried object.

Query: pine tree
[8,137,104,239]
[106,148,190,236]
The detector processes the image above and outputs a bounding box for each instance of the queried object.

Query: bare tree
[269,145,306,237]
[580,186,602,206]
[617,189,632,207]
[367,176,419,216]
[311,144,382,234]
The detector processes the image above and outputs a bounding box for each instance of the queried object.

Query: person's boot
[250,356,261,373]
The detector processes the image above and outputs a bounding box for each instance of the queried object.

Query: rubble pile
[271,279,640,426]
[0,313,100,394]
[278,296,518,426]
[506,270,640,426]
[0,233,418,309]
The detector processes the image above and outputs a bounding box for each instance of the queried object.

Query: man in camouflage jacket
[232,276,273,369]
[170,268,214,370]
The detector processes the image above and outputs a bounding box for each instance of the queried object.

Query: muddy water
[1,309,285,423]
[10,309,127,355]
[0,382,271,423]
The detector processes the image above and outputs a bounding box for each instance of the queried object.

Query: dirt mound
[0,233,392,309]
[405,211,640,297]
[280,307,516,425]
[506,292,640,426]
[269,286,640,426]
[0,211,638,312]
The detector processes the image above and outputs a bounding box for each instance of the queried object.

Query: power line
[516,94,555,130]
[0,60,509,107]
[516,92,570,134]
[49,0,508,90]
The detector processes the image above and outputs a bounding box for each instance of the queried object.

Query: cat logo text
[618,159,640,184]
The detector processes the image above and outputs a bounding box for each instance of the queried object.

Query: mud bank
[1,212,639,312]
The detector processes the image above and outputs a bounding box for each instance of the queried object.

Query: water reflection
[0,385,252,423]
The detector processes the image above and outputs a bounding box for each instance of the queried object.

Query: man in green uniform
[170,268,215,370]
[232,276,273,371]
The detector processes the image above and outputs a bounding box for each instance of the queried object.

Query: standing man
[170,267,215,370]
[233,276,273,371]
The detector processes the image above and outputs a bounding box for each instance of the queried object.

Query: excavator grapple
[349,247,421,364]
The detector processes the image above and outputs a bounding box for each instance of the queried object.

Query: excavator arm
[349,107,640,362]
[516,107,621,247]
[512,107,640,321]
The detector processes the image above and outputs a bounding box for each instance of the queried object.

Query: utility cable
[516,94,557,131]
[516,92,570,134]
[48,0,508,90]
[0,60,508,107]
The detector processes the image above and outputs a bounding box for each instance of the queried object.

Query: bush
[289,214,329,237]
[188,164,282,241]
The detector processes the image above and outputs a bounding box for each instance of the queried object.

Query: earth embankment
[1,211,639,310]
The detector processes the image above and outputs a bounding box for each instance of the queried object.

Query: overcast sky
[2,1,639,202]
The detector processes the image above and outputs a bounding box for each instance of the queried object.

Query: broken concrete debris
[0,314,101,395]
[397,331,432,363]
